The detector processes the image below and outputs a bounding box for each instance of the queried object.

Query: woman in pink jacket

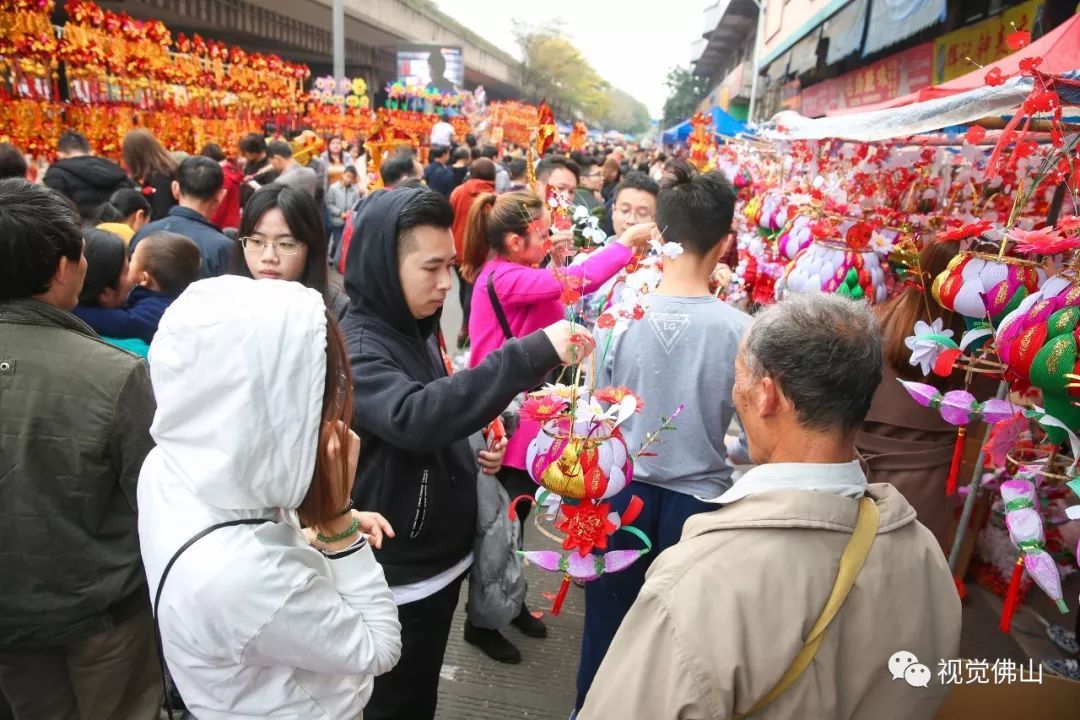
[458,189,650,662]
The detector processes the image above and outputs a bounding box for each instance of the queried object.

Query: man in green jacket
[0,179,160,719]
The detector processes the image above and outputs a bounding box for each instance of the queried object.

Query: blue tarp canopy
[661,106,748,145]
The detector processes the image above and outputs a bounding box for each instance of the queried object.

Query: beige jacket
[579,483,961,720]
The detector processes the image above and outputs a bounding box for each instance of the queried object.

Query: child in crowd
[575,165,750,710]
[74,230,201,347]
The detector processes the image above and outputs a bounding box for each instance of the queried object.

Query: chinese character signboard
[801,42,934,117]
[933,0,1044,83]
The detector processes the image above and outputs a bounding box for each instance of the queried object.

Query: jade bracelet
[316,517,360,544]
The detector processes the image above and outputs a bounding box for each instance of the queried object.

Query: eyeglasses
[241,236,303,256]
[615,206,655,222]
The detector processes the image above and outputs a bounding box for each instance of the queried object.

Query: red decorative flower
[1056,215,1080,234]
[596,313,615,329]
[845,222,873,250]
[1006,30,1030,50]
[1011,227,1080,255]
[594,386,644,412]
[559,287,582,305]
[938,219,994,242]
[519,395,567,424]
[1018,56,1044,73]
[964,125,987,145]
[985,67,1005,87]
[556,501,617,557]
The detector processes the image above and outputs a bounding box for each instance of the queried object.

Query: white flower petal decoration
[660,242,684,260]
[904,318,953,375]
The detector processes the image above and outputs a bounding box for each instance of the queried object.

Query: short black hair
[430,144,450,160]
[0,143,27,179]
[536,155,580,184]
[469,158,497,182]
[0,179,83,300]
[465,133,477,148]
[177,156,224,200]
[656,168,736,256]
[480,145,499,160]
[266,140,293,159]
[451,146,471,163]
[135,231,201,298]
[57,130,91,155]
[509,157,527,180]
[397,189,453,260]
[381,153,418,186]
[613,171,660,203]
[238,133,266,155]
[200,142,226,162]
[343,165,358,177]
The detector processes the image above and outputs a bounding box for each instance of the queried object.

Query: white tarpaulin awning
[824,0,869,65]
[763,77,1035,141]
[863,0,946,56]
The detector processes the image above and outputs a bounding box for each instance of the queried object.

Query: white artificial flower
[584,227,608,245]
[904,318,954,375]
[868,231,895,255]
[659,242,684,260]
[573,205,590,221]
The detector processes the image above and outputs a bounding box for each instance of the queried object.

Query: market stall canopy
[829,12,1080,116]
[661,106,749,145]
[766,71,1080,142]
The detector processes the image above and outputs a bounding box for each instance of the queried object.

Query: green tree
[512,21,611,125]
[661,65,710,128]
[602,88,652,135]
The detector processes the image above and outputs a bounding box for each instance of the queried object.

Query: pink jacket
[468,242,633,469]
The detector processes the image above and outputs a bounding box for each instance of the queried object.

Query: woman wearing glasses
[233,184,350,318]
[455,190,653,664]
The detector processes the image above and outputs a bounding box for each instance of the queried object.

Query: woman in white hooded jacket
[138,275,401,719]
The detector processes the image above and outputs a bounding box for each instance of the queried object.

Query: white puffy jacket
[137,276,401,720]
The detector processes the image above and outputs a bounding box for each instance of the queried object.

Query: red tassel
[954,576,967,599]
[620,495,644,527]
[946,426,966,497]
[550,574,571,616]
[999,557,1025,634]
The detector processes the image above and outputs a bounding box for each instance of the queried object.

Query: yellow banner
[933,1,1044,83]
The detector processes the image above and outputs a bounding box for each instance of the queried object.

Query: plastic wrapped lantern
[777,219,892,304]
[777,214,812,260]
[933,251,1044,328]
[995,269,1080,436]
[526,416,632,501]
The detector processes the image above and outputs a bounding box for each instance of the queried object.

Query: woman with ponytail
[95,188,153,245]
[459,190,652,662]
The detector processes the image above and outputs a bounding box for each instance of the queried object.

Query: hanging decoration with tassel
[898,381,1020,495]
[998,471,1070,634]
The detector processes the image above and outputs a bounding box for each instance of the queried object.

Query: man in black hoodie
[342,188,592,720]
[43,131,135,220]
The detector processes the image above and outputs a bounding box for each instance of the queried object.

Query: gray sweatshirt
[593,294,750,499]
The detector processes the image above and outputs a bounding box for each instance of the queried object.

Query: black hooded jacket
[43,156,135,219]
[341,188,561,586]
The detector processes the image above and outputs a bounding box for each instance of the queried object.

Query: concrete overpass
[96,0,521,98]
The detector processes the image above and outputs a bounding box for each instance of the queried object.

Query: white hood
[147,276,326,511]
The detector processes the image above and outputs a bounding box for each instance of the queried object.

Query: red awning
[827,12,1080,116]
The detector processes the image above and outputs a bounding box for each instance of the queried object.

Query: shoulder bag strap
[732,496,880,720]
[487,271,514,341]
[154,518,274,719]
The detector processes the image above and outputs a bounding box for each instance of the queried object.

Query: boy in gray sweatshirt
[576,165,749,710]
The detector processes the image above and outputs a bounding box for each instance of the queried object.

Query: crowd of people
[1,122,966,720]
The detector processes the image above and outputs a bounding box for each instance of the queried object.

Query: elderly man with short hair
[580,293,961,720]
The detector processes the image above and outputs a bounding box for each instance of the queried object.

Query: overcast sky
[434,0,705,119]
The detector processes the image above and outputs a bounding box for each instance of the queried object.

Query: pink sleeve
[494,243,633,304]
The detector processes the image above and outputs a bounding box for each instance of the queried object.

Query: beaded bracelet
[316,517,360,545]
[338,498,354,517]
